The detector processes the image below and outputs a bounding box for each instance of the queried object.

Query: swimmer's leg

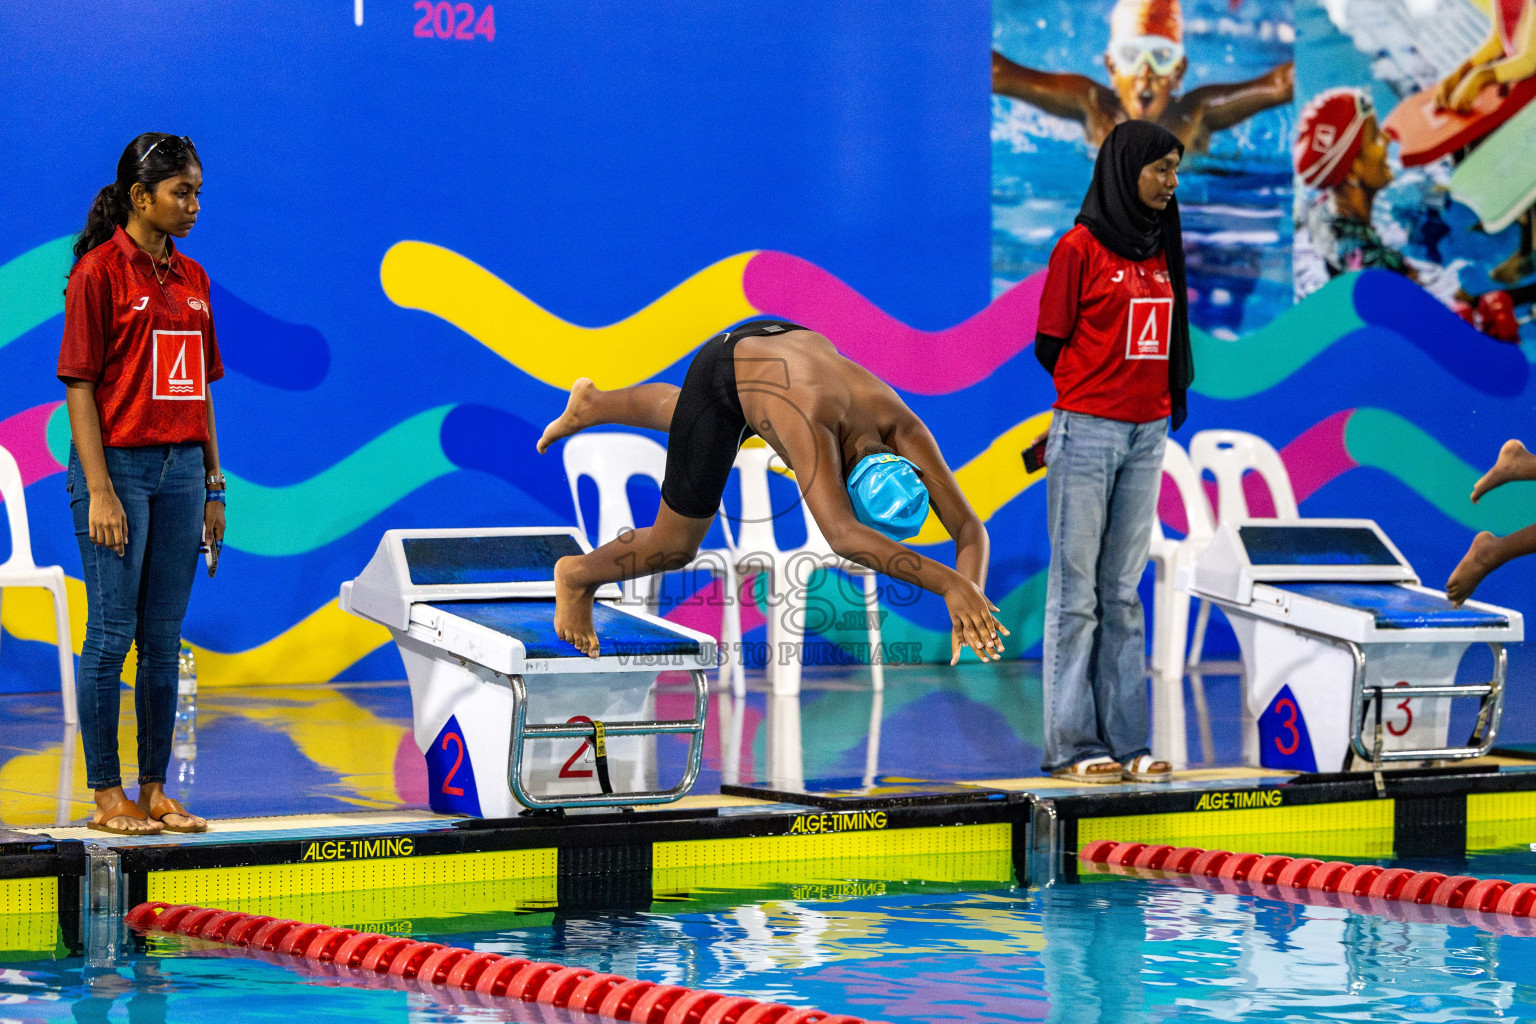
[554,504,714,656]
[537,379,682,453]
[1471,439,1536,503]
[1446,522,1536,606]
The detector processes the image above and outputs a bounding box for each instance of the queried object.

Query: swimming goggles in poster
[1108,35,1186,76]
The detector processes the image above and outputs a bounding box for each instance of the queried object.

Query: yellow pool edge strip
[1077,800,1396,858]
[0,877,59,956]
[148,847,558,905]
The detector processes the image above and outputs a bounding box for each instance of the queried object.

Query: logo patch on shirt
[1125,298,1173,360]
[187,296,208,312]
[132,296,149,311]
[152,330,207,400]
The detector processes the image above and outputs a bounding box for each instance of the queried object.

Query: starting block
[341,528,715,814]
[1190,520,1522,779]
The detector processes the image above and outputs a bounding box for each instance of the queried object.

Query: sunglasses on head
[139,135,196,163]
[1109,35,1185,76]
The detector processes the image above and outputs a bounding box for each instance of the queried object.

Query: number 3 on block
[414,1,494,40]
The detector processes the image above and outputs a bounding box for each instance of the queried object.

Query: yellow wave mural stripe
[910,411,1052,545]
[380,242,759,389]
[0,579,388,688]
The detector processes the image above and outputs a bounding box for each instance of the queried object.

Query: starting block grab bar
[1295,626,1509,796]
[506,669,709,810]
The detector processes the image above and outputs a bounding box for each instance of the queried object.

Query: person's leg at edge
[554,504,715,655]
[134,444,206,831]
[1095,417,1168,773]
[1471,438,1536,503]
[536,380,681,453]
[1447,521,1536,606]
[1042,410,1120,773]
[69,446,158,833]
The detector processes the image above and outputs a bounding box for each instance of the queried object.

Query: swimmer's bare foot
[1446,532,1501,607]
[537,377,598,454]
[1471,439,1536,503]
[553,556,601,657]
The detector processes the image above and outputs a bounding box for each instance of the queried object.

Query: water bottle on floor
[173,643,198,760]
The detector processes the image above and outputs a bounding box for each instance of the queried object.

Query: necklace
[148,246,173,286]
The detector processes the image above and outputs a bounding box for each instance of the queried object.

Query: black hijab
[1074,120,1194,430]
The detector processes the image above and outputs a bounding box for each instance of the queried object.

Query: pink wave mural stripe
[0,401,64,500]
[1157,476,1189,536]
[742,251,1046,395]
[1281,409,1359,503]
[660,573,769,639]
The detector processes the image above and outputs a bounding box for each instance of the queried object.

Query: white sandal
[1050,756,1123,784]
[1122,754,1172,783]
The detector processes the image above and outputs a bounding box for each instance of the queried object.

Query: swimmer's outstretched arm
[891,416,990,591]
[1184,61,1294,133]
[792,424,1006,664]
[992,50,1117,125]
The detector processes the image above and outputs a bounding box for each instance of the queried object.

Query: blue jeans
[68,444,204,790]
[1041,410,1167,771]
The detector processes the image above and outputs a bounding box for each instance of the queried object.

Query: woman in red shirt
[57,134,225,834]
[1035,121,1192,784]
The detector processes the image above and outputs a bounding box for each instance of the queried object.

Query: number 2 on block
[414,1,493,39]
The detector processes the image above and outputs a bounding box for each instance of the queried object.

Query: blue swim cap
[847,453,930,541]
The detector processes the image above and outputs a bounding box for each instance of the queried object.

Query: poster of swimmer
[992,0,1296,338]
[1295,0,1536,348]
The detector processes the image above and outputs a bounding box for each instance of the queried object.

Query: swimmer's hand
[945,580,1009,665]
[1435,60,1473,109]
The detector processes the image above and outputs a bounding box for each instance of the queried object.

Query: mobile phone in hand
[1023,437,1048,474]
[201,536,220,577]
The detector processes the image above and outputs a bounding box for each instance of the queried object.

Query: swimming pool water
[9,848,1536,1023]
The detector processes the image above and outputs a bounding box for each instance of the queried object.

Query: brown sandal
[87,796,163,836]
[1050,757,1124,784]
[139,795,208,834]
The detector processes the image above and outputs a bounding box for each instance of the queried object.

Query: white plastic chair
[1185,430,1299,672]
[1146,439,1215,764]
[562,433,742,693]
[0,443,76,724]
[725,444,885,697]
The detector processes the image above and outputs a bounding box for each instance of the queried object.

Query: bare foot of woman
[553,556,601,656]
[537,377,598,454]
[1446,532,1502,607]
[1471,439,1536,503]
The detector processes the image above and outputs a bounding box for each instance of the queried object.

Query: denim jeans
[1041,410,1167,771]
[68,444,204,790]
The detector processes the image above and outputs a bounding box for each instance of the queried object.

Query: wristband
[205,489,226,505]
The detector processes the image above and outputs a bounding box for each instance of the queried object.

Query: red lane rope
[126,902,888,1024]
[1079,840,1536,931]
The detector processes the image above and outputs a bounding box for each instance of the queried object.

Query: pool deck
[8,755,1536,963]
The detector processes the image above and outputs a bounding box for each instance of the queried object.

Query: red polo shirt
[58,226,224,447]
[1038,224,1172,424]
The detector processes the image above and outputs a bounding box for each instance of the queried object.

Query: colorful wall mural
[3,0,1536,709]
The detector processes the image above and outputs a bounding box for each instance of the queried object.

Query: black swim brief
[660,319,808,519]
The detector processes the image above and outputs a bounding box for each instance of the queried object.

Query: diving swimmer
[536,320,1007,665]
[992,0,1294,152]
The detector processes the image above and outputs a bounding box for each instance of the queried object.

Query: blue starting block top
[404,534,584,586]
[1278,583,1510,630]
[428,599,706,660]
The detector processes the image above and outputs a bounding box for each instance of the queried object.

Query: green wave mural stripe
[1345,407,1534,535]
[226,405,457,556]
[0,237,75,348]
[48,404,457,556]
[1190,274,1363,401]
